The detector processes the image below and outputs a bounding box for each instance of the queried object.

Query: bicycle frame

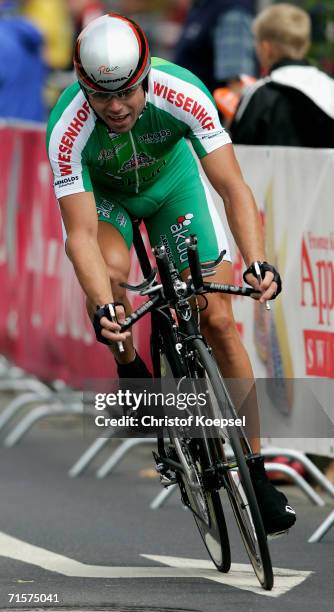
[124,219,254,476]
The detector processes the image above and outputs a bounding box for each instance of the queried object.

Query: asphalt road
[0,393,334,612]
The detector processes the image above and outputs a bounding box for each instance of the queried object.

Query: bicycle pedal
[160,474,177,487]
[154,461,166,474]
[267,529,289,540]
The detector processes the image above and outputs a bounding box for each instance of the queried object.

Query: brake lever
[254,262,271,311]
[140,284,163,296]
[120,267,157,292]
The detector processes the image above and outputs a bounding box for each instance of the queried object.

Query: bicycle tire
[191,338,274,590]
[182,438,231,573]
[151,312,231,573]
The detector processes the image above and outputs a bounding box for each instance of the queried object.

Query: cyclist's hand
[93,304,130,345]
[243,261,282,303]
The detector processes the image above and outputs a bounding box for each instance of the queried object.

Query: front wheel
[225,428,273,590]
[191,338,274,590]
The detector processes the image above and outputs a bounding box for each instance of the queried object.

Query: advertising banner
[230,147,334,455]
[233,146,334,381]
[0,125,151,386]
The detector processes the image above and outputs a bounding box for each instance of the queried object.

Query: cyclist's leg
[85,190,150,376]
[192,260,260,448]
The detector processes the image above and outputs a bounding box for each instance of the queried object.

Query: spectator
[174,0,257,93]
[68,0,105,36]
[230,3,334,147]
[167,0,191,24]
[0,0,47,121]
[22,0,73,71]
[112,1,174,57]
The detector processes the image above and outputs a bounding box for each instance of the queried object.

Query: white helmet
[74,13,151,94]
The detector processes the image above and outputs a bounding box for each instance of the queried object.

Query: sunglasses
[86,84,140,102]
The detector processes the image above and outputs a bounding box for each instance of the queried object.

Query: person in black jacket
[230,3,334,147]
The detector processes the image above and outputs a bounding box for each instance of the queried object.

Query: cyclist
[47,13,296,536]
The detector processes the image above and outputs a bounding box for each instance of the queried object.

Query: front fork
[150,301,227,490]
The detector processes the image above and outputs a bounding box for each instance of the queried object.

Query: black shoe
[117,351,152,380]
[248,454,296,536]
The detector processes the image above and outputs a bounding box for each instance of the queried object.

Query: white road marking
[142,554,313,597]
[0,531,311,597]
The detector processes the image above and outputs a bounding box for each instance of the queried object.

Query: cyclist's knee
[106,256,129,280]
[200,306,238,343]
[201,311,242,362]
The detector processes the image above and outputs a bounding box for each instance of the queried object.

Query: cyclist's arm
[201,144,264,265]
[60,191,113,305]
[59,192,130,341]
[200,144,277,301]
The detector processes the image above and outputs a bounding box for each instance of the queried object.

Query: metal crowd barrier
[0,357,84,446]
[309,509,334,543]
[3,394,84,447]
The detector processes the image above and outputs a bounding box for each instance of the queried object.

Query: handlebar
[115,235,264,335]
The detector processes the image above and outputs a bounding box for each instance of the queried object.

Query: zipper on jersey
[129,130,140,193]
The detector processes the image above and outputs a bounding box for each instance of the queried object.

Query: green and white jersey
[46,58,231,199]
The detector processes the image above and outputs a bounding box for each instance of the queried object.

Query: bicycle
[118,219,274,591]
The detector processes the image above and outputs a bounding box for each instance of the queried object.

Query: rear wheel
[171,434,231,572]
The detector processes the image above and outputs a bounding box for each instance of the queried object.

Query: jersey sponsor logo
[55,175,79,187]
[116,212,127,228]
[96,199,115,219]
[138,129,172,144]
[108,131,122,141]
[153,81,216,131]
[105,160,166,187]
[58,100,91,176]
[170,214,195,263]
[120,152,156,173]
[121,160,167,187]
[199,129,226,140]
[177,213,194,227]
[98,143,126,161]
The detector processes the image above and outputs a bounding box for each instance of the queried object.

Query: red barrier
[0,125,151,386]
